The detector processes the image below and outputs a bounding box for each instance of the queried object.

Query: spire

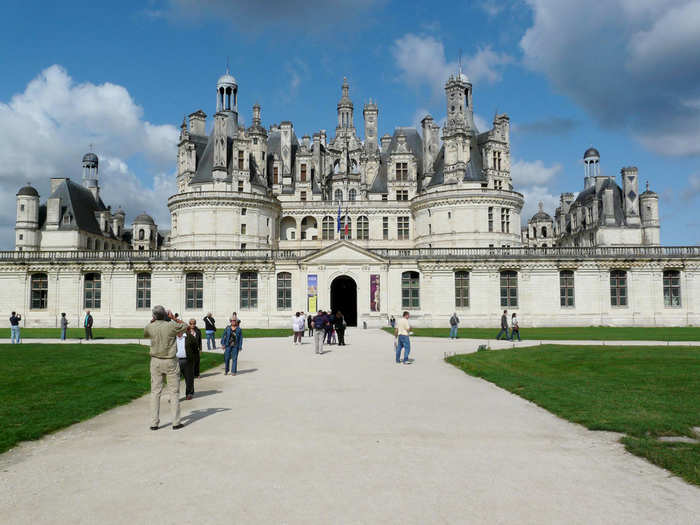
[538,201,544,212]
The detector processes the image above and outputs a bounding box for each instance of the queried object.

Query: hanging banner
[307,274,318,313]
[370,274,380,312]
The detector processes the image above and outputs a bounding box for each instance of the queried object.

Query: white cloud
[519,185,560,224]
[520,0,700,156]
[683,173,700,200]
[511,159,562,186]
[0,65,178,248]
[392,34,513,98]
[479,0,506,17]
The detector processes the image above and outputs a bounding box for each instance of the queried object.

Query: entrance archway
[330,275,357,326]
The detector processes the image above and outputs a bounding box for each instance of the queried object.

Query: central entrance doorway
[330,275,358,326]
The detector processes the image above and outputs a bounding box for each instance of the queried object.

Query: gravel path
[1,330,699,524]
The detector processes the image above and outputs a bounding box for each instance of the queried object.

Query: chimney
[280,121,293,177]
[188,110,207,136]
[46,197,61,230]
[85,178,100,201]
[50,177,67,194]
[252,104,261,127]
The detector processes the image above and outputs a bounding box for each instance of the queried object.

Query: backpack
[450,315,457,326]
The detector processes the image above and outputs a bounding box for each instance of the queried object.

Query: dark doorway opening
[330,275,357,326]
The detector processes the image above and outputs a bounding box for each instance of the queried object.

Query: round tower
[583,147,600,188]
[132,213,157,251]
[216,69,238,113]
[15,184,40,251]
[639,182,660,245]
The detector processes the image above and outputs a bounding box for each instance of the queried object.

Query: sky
[0,0,699,247]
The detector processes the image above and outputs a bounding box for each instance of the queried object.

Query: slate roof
[40,179,108,235]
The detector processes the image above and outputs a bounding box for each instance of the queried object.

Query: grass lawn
[382,326,700,341]
[1,327,292,339]
[0,344,222,454]
[446,345,700,485]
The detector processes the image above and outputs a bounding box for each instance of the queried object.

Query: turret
[15,184,40,251]
[336,77,355,138]
[421,115,440,178]
[112,208,125,239]
[132,213,157,251]
[82,151,100,201]
[188,110,207,136]
[583,147,600,190]
[640,182,660,245]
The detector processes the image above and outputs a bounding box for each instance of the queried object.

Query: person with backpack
[312,310,326,354]
[203,313,217,350]
[510,313,521,342]
[9,311,21,344]
[334,311,347,346]
[449,312,460,340]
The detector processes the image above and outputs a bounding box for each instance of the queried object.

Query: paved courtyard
[1,330,699,524]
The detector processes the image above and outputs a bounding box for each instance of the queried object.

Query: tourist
[312,310,326,354]
[84,310,93,340]
[231,312,239,323]
[292,312,304,344]
[449,312,460,340]
[334,311,346,346]
[9,311,21,344]
[394,311,413,364]
[221,319,243,375]
[389,315,396,329]
[496,310,509,340]
[307,314,313,336]
[325,311,334,344]
[188,318,203,378]
[510,313,521,342]
[144,306,186,430]
[60,312,68,341]
[203,312,217,350]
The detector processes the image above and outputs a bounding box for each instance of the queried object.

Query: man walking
[394,311,413,364]
[9,311,21,344]
[60,313,68,341]
[203,312,216,350]
[84,310,93,340]
[449,312,460,340]
[496,310,509,340]
[312,310,326,354]
[144,306,186,430]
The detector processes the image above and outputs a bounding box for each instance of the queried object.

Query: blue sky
[1,0,699,247]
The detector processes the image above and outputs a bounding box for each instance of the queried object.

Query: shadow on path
[234,368,258,375]
[198,372,220,378]
[181,407,231,426]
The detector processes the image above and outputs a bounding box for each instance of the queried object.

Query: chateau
[5,70,698,328]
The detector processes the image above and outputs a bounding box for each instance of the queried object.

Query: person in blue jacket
[221,319,243,376]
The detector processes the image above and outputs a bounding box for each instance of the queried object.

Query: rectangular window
[382,217,389,240]
[31,273,48,310]
[241,208,247,215]
[322,217,334,240]
[273,166,279,184]
[136,273,151,309]
[84,273,101,309]
[357,216,369,240]
[501,208,507,232]
[382,194,388,201]
[500,270,518,308]
[300,163,307,182]
[559,270,575,307]
[238,181,244,192]
[397,216,410,240]
[241,223,246,235]
[488,207,493,232]
[401,271,420,309]
[396,162,409,181]
[240,272,258,309]
[455,271,469,308]
[396,190,408,201]
[185,272,203,310]
[238,150,244,170]
[663,270,681,307]
[610,270,627,307]
[277,272,292,310]
[300,191,307,201]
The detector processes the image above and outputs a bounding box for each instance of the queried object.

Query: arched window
[349,189,357,201]
[240,272,258,309]
[401,271,420,309]
[138,229,145,240]
[322,216,335,240]
[86,238,93,250]
[31,273,48,310]
[340,216,352,240]
[541,226,547,238]
[357,216,369,240]
[277,272,292,310]
[185,272,203,309]
[499,270,518,307]
[454,271,469,308]
[84,273,101,309]
[136,273,151,309]
[95,239,101,251]
[334,189,343,202]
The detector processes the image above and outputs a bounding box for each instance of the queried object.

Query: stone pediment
[301,241,386,265]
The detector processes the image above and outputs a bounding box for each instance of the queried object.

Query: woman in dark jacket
[334,311,346,346]
[188,319,203,378]
[181,319,200,399]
